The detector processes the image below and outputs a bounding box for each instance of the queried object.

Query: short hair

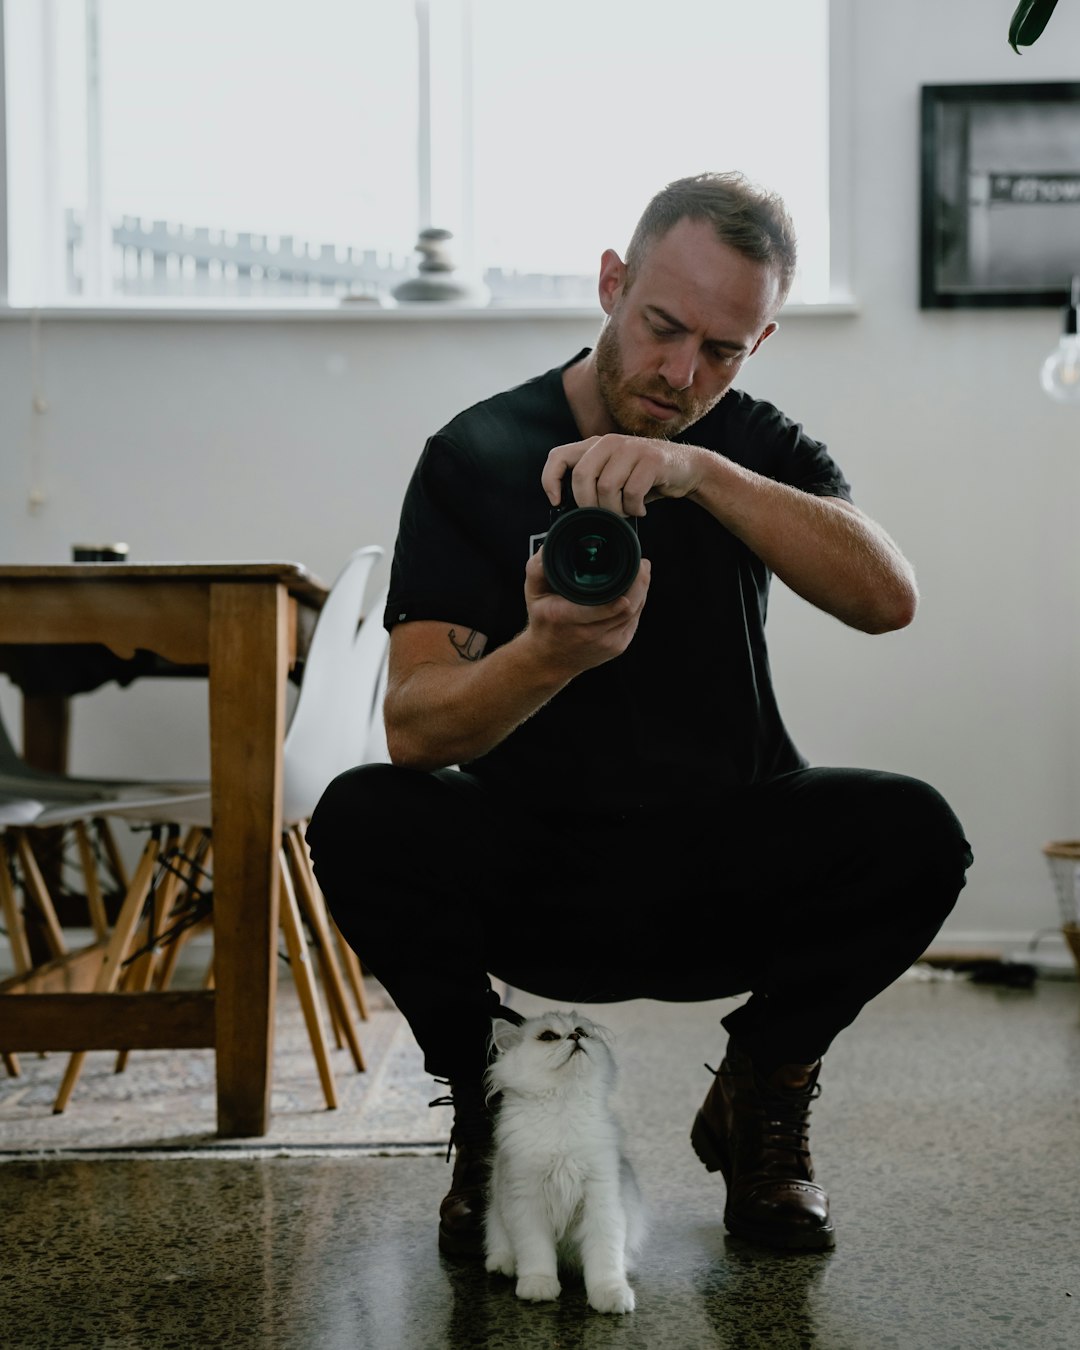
[623,172,798,306]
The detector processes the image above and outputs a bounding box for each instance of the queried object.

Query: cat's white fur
[483,1010,645,1315]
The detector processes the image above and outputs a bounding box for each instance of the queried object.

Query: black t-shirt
[385,349,852,810]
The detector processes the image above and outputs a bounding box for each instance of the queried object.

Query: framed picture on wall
[920,82,1080,309]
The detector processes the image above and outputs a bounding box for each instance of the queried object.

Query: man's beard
[594,317,723,439]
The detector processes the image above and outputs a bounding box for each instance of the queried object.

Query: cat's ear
[490,1018,525,1055]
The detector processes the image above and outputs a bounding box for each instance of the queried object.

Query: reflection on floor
[2,975,1078,1349]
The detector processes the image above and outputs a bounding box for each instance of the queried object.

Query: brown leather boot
[431,1006,525,1256]
[690,1038,835,1251]
[431,1082,492,1258]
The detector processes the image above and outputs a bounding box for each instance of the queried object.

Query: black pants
[306,765,972,1082]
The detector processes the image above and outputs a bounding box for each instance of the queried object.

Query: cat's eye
[537,1030,561,1042]
[574,1027,589,1038]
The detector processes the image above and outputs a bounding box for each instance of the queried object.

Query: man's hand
[521,546,651,678]
[542,434,705,518]
[544,430,919,635]
[384,549,651,771]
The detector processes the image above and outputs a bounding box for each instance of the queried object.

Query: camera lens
[542,506,641,606]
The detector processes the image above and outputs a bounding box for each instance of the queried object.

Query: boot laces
[704,1060,821,1161]
[429,1077,491,1163]
[758,1079,820,1158]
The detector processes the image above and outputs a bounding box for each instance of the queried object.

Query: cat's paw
[515,1273,561,1303]
[484,1250,515,1278]
[587,1280,636,1315]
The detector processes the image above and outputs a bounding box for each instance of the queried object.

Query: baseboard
[930,928,1038,950]
[926,928,1076,979]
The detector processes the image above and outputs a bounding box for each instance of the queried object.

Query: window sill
[0,295,860,322]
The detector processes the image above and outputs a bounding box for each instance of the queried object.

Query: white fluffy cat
[483,1010,645,1315]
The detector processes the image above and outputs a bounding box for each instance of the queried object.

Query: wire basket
[1041,841,1080,976]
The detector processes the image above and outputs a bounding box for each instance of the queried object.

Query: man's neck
[562,350,617,439]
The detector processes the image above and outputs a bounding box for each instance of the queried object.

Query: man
[307,172,972,1258]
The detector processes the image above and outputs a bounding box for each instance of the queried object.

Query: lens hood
[542,505,641,606]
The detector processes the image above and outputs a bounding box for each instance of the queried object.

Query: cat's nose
[568,1032,581,1042]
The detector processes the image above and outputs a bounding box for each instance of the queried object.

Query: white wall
[3,0,1080,943]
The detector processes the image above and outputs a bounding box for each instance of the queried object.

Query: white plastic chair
[1,545,391,1111]
[0,704,203,803]
[281,548,391,821]
[0,702,204,943]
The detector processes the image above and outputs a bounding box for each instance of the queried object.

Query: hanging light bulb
[1041,275,1080,404]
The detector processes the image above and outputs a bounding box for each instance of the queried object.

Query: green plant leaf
[1009,0,1060,52]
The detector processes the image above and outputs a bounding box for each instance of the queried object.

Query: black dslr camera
[539,476,642,607]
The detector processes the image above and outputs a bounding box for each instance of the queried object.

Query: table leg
[209,583,288,1137]
[22,693,71,955]
[22,692,70,774]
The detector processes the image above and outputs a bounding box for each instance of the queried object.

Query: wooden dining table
[0,562,328,1137]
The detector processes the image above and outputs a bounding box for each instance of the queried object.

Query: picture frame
[920,82,1080,309]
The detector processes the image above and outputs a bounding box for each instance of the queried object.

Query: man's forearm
[384,631,572,771]
[688,450,918,634]
[384,550,651,771]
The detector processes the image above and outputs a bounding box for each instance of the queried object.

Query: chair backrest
[281,547,389,822]
[362,626,391,765]
[0,706,31,773]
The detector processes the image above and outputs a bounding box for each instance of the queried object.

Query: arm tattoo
[448,627,484,662]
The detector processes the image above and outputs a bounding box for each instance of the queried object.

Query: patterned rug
[0,953,447,1159]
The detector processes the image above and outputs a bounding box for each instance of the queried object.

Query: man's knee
[858,772,973,923]
[306,762,464,891]
[308,762,405,854]
[305,763,491,896]
[877,774,969,866]
[305,764,442,948]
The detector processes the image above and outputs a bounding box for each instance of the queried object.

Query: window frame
[0,0,854,317]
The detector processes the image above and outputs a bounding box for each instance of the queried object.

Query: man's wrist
[511,623,582,693]
[685,443,737,511]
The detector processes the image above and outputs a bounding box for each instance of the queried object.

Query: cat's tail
[621,1157,648,1265]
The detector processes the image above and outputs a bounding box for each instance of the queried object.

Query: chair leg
[284,827,345,1053]
[74,820,109,940]
[292,825,370,1022]
[299,882,345,1051]
[154,914,212,992]
[52,832,162,1114]
[323,974,347,1051]
[112,928,160,1075]
[178,833,217,991]
[285,828,366,1071]
[13,831,67,959]
[292,825,369,1022]
[0,834,33,975]
[289,825,366,1042]
[113,828,195,1073]
[331,914,369,1022]
[1,835,30,1077]
[277,849,338,1110]
[94,817,130,893]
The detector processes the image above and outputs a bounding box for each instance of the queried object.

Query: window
[1,0,842,309]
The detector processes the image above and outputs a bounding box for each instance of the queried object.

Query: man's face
[594,217,781,439]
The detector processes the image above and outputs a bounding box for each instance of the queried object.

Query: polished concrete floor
[2,975,1078,1350]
